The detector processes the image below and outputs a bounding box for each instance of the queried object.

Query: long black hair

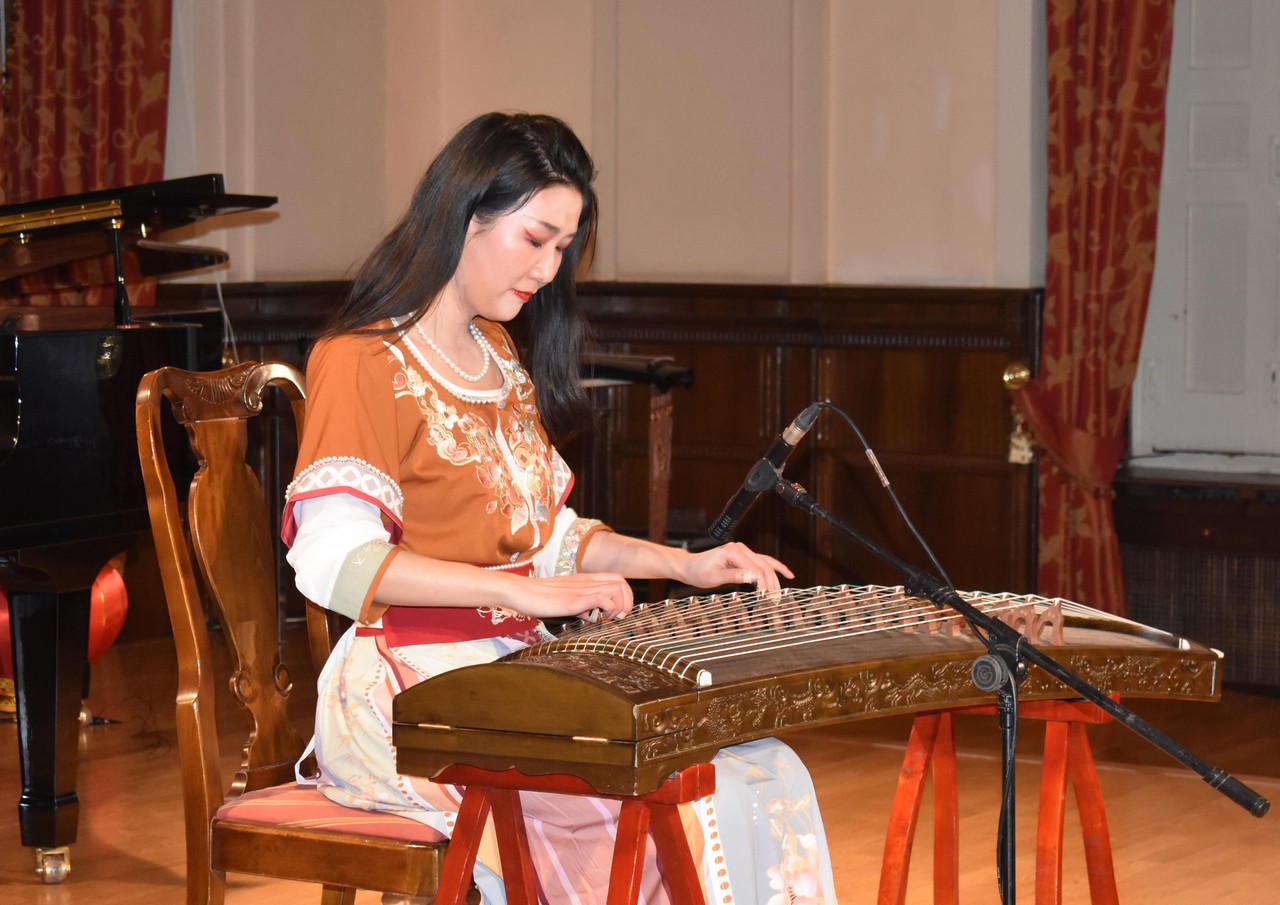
[324,112,598,441]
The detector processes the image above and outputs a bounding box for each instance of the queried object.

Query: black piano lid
[0,173,278,283]
[0,174,272,548]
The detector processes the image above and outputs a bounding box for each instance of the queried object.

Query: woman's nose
[530,247,559,285]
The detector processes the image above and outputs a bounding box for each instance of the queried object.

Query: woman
[283,112,838,904]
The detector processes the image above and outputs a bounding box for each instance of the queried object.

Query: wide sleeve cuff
[330,540,401,624]
[555,518,613,576]
[283,457,405,545]
[285,493,393,616]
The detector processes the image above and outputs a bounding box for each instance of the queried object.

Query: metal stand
[769,477,1269,904]
[108,217,132,326]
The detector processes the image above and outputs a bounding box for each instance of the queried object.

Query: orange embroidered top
[282,317,608,643]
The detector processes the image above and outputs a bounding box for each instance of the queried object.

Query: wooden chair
[136,361,469,905]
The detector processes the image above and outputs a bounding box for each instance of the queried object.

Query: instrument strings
[543,585,1095,686]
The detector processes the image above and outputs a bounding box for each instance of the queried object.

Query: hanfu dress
[283,317,839,905]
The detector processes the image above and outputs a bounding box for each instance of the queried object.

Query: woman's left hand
[680,542,793,593]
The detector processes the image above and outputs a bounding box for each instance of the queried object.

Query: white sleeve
[531,505,607,578]
[285,494,391,610]
[532,503,579,578]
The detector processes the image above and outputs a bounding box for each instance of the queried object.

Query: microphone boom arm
[771,475,1270,818]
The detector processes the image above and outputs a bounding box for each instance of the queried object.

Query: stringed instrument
[392,584,1221,796]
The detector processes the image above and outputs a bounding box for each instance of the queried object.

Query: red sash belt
[358,562,540,646]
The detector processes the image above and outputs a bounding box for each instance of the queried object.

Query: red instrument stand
[878,700,1119,905]
[433,763,715,905]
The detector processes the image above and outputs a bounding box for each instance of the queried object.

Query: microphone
[708,403,821,541]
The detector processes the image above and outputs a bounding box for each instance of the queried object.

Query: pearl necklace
[402,319,511,406]
[414,321,490,383]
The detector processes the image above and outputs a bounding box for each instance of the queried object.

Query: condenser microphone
[708,403,821,541]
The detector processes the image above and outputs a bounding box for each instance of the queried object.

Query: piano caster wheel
[34,846,71,884]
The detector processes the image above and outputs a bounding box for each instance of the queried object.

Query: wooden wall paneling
[143,281,1280,688]
[574,283,1042,594]
[578,296,812,574]
[155,281,1041,599]
[812,343,1035,592]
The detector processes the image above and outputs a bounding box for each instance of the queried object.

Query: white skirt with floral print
[303,624,840,905]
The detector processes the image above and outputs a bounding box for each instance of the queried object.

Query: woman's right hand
[512,572,635,622]
[373,551,633,621]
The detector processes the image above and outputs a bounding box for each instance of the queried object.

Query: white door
[1132,0,1280,465]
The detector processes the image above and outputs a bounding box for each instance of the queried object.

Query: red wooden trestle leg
[433,763,715,905]
[878,700,1120,904]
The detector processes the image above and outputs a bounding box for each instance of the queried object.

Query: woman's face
[448,184,584,323]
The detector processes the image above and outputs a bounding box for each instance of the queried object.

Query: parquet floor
[2,630,1277,903]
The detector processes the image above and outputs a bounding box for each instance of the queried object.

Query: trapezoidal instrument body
[392,584,1221,796]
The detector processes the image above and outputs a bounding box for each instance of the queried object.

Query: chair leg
[203,865,226,905]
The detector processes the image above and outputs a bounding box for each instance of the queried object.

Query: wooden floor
[2,630,1278,904]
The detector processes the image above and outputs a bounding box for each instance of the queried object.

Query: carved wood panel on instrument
[392,585,1220,797]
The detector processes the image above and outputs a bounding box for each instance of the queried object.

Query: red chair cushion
[216,783,448,844]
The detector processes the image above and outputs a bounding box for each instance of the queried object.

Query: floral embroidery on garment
[765,830,825,905]
[556,518,604,576]
[503,411,553,527]
[763,769,826,905]
[476,605,525,625]
[387,344,554,537]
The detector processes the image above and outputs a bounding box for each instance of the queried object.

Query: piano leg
[7,586,91,883]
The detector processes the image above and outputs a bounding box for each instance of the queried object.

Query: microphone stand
[768,476,1270,904]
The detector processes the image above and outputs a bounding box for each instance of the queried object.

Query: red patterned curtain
[1,0,172,307]
[1007,0,1176,615]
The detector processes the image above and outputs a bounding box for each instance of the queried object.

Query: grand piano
[0,175,276,881]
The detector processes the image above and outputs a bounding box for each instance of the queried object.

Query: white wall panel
[164,1,1041,289]
[825,0,1000,285]
[611,0,794,281]
[249,1,389,280]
